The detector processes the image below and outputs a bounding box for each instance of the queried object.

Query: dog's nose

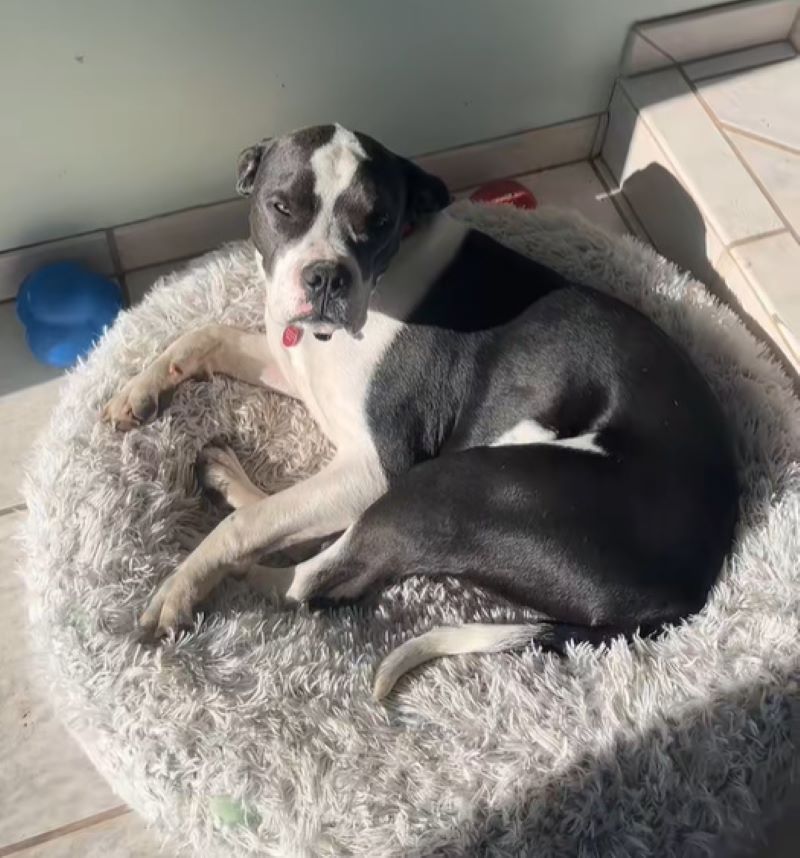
[301,261,351,296]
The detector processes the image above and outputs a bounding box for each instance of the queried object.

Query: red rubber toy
[469,179,537,210]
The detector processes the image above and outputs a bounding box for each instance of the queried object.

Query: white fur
[373,623,538,699]
[266,310,402,449]
[557,432,605,454]
[491,418,606,455]
[374,210,469,316]
[491,418,555,446]
[286,526,355,602]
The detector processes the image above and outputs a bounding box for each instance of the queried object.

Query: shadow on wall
[617,162,799,391]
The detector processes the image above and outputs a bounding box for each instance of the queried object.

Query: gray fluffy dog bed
[20,203,800,857]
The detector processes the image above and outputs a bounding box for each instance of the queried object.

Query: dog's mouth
[287,274,373,340]
[289,310,339,330]
[289,303,365,340]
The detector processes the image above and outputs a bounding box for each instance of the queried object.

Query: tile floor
[601,40,800,374]
[0,161,637,857]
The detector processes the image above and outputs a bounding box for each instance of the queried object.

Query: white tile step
[599,42,800,377]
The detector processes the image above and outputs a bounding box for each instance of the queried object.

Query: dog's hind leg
[280,444,723,697]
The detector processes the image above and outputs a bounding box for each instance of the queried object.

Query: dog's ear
[402,159,451,218]
[235,139,271,197]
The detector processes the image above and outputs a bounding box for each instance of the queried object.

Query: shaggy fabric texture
[20,204,800,858]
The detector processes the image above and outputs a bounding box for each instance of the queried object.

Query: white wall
[0,0,713,251]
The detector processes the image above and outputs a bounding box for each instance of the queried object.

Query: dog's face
[236,124,450,337]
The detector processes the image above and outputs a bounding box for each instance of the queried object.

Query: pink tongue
[282,325,303,348]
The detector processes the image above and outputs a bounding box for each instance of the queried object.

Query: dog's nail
[133,624,158,645]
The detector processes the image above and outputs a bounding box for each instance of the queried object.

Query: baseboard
[414,114,603,192]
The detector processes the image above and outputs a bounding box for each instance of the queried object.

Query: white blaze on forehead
[310,125,367,207]
[298,124,368,262]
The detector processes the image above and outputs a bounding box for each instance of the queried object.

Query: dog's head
[236,124,450,337]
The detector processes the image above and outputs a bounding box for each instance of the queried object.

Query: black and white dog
[103,124,739,698]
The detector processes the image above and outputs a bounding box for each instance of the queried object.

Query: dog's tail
[372,622,621,700]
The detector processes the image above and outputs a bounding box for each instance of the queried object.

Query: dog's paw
[138,569,196,638]
[102,374,161,431]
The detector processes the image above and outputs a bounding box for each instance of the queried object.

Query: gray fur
[19,204,800,857]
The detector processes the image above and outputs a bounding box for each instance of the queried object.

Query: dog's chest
[269,312,403,449]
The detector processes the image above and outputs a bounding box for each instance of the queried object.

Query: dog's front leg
[139,453,387,636]
[103,324,293,430]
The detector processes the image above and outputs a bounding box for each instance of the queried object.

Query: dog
[103,124,739,698]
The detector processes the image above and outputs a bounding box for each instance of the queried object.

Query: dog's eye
[273,201,291,217]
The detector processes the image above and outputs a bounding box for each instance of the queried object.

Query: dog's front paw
[102,373,161,431]
[138,570,196,638]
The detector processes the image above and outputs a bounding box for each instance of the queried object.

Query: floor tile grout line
[590,157,653,244]
[105,229,131,307]
[727,226,789,252]
[122,249,219,277]
[589,114,603,159]
[676,63,800,246]
[0,806,130,857]
[0,197,245,259]
[717,249,796,357]
[0,503,27,518]
[589,114,608,159]
[716,120,800,158]
[0,225,123,259]
[457,153,603,193]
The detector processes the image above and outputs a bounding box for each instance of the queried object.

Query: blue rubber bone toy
[17,262,123,369]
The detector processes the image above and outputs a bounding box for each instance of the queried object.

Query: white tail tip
[372,623,537,700]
